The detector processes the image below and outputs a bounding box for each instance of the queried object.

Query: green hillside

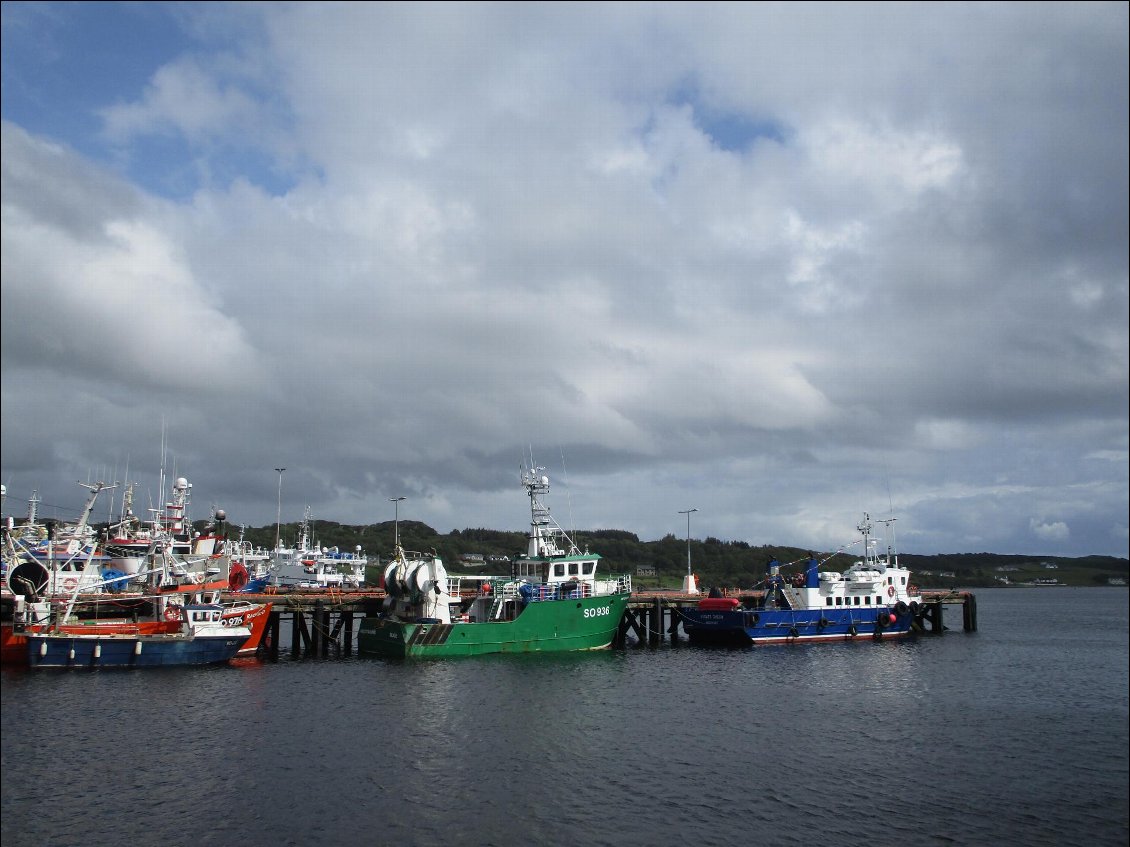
[218,519,1129,590]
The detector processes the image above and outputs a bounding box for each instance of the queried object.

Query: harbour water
[2,587,1127,846]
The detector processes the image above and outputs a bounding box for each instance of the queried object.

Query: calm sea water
[2,587,1127,847]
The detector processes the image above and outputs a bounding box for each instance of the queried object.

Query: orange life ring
[482,582,492,596]
[887,586,896,598]
[164,606,181,622]
[62,577,78,592]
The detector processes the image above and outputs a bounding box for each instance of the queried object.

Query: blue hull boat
[27,603,250,669]
[681,513,923,646]
[681,597,917,644]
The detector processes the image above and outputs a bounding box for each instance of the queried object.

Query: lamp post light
[390,497,405,549]
[678,508,698,594]
[274,468,286,553]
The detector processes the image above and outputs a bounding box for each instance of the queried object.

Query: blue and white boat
[680,514,923,645]
[27,603,251,669]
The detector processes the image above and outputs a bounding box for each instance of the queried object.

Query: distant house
[636,564,657,577]
[460,553,485,564]
[1042,562,1059,569]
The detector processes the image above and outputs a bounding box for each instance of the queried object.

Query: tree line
[219,518,1128,589]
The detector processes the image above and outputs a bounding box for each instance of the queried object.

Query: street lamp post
[678,508,698,594]
[390,497,405,549]
[274,468,286,553]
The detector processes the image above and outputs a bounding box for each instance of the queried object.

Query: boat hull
[358,593,630,658]
[1,624,27,665]
[680,605,915,645]
[27,632,246,669]
[1,601,271,665]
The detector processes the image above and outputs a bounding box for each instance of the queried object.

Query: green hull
[358,593,630,658]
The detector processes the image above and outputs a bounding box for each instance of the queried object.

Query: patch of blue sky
[119,133,301,201]
[665,76,790,153]
[696,110,789,153]
[1,3,195,141]
[3,4,299,201]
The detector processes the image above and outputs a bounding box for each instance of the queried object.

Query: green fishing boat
[358,465,633,658]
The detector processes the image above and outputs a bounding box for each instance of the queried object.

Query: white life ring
[164,606,181,622]
[62,577,78,592]
[887,585,896,598]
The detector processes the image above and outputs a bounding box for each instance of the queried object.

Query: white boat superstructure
[271,506,367,589]
[3,483,115,596]
[102,475,200,584]
[511,464,630,599]
[772,513,922,612]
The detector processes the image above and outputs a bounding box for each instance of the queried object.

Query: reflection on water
[2,588,1127,847]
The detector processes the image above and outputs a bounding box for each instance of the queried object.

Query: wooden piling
[649,597,662,646]
[290,610,301,658]
[963,593,977,632]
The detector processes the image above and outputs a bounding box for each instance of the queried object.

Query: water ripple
[2,588,1127,847]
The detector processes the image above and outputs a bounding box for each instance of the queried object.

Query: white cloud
[1030,518,1070,543]
[1,127,263,394]
[1,3,1126,557]
[803,119,964,200]
[100,57,260,144]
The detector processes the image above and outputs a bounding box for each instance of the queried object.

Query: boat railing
[609,574,632,595]
[443,572,632,601]
[398,549,437,564]
[440,574,499,595]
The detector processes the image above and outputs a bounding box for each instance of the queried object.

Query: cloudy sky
[2,2,1126,559]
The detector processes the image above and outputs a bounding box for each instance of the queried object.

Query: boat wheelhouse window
[553,564,565,577]
[568,562,579,576]
[865,597,872,605]
[853,597,861,605]
[583,562,595,575]
[835,597,843,606]
[825,597,833,606]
